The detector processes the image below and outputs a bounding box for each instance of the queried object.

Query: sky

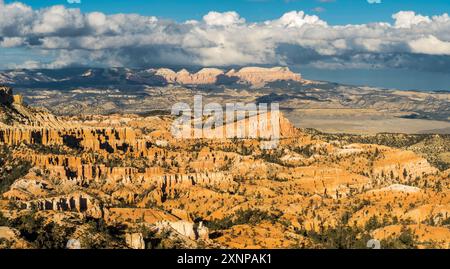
[8,0,450,25]
[1,0,450,91]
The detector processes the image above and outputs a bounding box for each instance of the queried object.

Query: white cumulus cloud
[271,11,327,28]
[393,11,432,28]
[0,2,450,72]
[203,11,245,26]
[409,35,450,55]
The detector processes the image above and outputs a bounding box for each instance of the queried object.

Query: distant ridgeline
[0,66,302,88]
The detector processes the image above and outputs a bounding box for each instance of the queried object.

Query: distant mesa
[230,66,301,86]
[147,66,302,87]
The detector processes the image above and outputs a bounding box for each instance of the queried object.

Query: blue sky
[1,0,450,91]
[7,0,450,25]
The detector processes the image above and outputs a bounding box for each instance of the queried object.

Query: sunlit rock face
[0,87,449,249]
[150,66,301,86]
[231,67,302,86]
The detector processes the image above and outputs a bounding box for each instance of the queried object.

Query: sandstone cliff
[149,66,301,87]
[0,86,67,128]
